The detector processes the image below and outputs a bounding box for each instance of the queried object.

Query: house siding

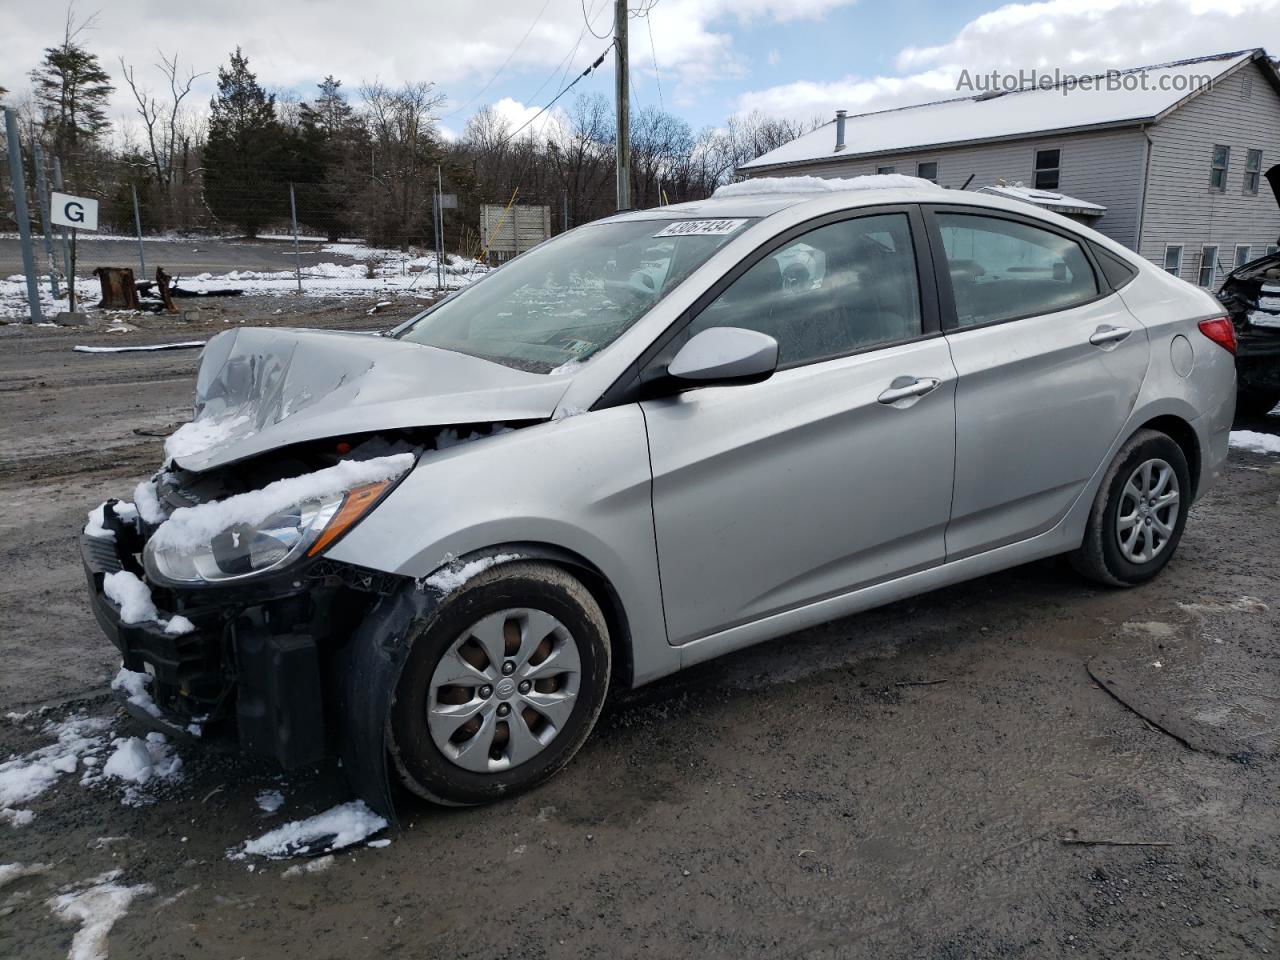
[1139,59,1280,284]
[746,127,1148,249]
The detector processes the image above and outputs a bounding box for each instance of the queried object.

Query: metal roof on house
[742,50,1269,172]
[976,184,1107,216]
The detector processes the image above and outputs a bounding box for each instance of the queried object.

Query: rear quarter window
[1091,243,1139,291]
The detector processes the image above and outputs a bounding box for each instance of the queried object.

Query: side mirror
[666,326,779,386]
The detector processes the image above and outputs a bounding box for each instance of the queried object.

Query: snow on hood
[169,327,572,472]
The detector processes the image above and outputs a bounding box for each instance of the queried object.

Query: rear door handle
[878,376,941,405]
[1089,325,1132,346]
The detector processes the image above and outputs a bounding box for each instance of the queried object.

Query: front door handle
[1089,325,1132,346]
[878,376,941,405]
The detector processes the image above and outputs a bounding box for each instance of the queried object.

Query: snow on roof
[976,183,1107,215]
[742,50,1259,171]
[713,173,946,198]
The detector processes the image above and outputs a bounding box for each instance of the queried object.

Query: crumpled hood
[171,327,571,472]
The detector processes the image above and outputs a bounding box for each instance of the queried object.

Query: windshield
[397,217,754,372]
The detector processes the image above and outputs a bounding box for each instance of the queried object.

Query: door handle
[878,376,941,405]
[1089,325,1132,346]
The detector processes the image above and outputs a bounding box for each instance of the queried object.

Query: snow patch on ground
[282,854,334,877]
[236,800,387,859]
[1230,430,1280,455]
[101,734,183,788]
[0,861,51,888]
[421,553,520,593]
[48,870,153,960]
[0,716,113,825]
[256,789,285,814]
[714,174,943,199]
[150,453,414,553]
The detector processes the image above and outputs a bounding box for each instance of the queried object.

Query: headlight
[145,481,390,584]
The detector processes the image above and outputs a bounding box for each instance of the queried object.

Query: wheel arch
[433,543,637,692]
[1134,413,1201,501]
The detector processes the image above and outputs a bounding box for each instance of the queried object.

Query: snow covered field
[0,241,489,320]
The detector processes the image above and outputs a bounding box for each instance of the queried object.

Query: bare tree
[119,52,206,190]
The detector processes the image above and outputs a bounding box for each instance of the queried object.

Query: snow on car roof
[742,50,1259,171]
[712,173,945,198]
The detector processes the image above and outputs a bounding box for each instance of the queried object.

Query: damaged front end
[82,441,419,774]
[81,325,570,818]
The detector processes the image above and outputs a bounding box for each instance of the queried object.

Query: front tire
[1070,429,1191,587]
[389,561,611,806]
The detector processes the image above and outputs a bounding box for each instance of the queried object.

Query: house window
[1235,244,1252,267]
[1034,148,1060,190]
[1163,244,1183,276]
[1210,145,1230,192]
[916,161,938,183]
[1244,149,1262,194]
[1198,245,1219,286]
[876,165,896,175]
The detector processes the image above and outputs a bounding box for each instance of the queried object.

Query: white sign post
[50,192,98,313]
[50,192,99,231]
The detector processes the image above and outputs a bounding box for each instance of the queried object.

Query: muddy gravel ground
[1,300,1278,959]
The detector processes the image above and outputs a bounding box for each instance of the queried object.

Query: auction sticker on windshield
[653,219,748,238]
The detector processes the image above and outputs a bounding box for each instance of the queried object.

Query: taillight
[1198,316,1237,355]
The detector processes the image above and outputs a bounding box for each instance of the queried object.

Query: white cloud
[0,0,857,135]
[736,0,1280,120]
[767,49,781,66]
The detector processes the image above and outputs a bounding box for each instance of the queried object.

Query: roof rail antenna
[834,110,847,152]
[975,89,1007,101]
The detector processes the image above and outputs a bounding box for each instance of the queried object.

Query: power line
[581,0,614,40]
[499,43,613,147]
[440,0,556,120]
[646,10,663,112]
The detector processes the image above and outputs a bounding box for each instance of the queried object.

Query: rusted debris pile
[94,267,243,314]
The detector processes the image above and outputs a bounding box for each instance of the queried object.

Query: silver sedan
[83,177,1236,814]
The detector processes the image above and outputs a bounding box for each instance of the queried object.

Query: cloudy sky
[3,0,1280,141]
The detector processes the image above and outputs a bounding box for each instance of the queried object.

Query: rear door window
[935,213,1099,329]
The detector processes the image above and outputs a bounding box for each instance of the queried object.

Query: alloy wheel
[1115,457,1180,564]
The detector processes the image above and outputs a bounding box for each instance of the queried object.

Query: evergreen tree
[203,48,288,237]
[294,76,364,240]
[29,33,114,158]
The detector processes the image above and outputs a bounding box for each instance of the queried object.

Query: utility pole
[614,0,630,211]
[4,108,42,323]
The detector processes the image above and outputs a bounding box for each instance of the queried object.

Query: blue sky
[3,0,1279,143]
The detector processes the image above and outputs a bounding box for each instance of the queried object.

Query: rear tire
[1070,429,1191,587]
[389,561,610,806]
